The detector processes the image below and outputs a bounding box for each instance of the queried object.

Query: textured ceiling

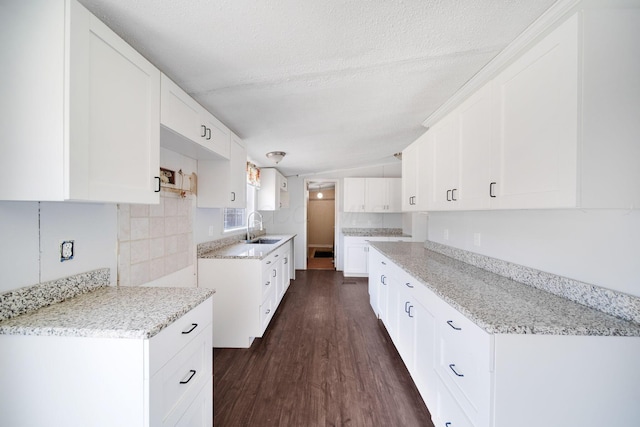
[79,0,557,177]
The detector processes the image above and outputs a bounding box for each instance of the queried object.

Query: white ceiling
[79,0,557,177]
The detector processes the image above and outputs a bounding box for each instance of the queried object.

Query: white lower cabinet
[369,247,640,427]
[198,239,293,348]
[0,297,213,427]
[344,235,412,277]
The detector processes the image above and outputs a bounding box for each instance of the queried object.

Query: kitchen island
[0,272,214,427]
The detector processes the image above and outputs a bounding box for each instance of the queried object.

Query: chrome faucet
[246,210,263,241]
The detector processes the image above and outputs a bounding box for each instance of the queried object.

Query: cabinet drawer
[150,323,213,426]
[434,377,475,427]
[149,298,213,375]
[176,376,213,427]
[436,302,491,423]
[261,266,275,303]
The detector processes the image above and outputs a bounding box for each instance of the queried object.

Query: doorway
[306,180,336,270]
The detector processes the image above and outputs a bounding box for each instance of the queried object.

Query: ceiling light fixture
[266,151,286,164]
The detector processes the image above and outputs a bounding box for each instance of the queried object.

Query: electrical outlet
[474,233,481,247]
[60,240,74,262]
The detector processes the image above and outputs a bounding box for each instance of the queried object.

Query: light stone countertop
[198,234,295,260]
[0,286,215,339]
[370,242,640,337]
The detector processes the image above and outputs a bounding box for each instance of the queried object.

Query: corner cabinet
[257,168,289,211]
[0,0,160,204]
[197,133,247,208]
[0,297,213,427]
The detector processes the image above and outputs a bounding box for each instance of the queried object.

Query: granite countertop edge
[369,242,640,337]
[0,287,215,339]
[342,227,410,237]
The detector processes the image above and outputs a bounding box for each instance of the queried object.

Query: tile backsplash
[118,192,194,286]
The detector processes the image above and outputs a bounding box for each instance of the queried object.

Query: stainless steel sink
[245,238,281,245]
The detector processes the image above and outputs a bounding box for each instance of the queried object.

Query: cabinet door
[457,82,493,210]
[491,14,579,209]
[229,135,247,208]
[160,74,202,143]
[396,283,416,371]
[365,178,387,212]
[343,178,366,212]
[368,249,383,315]
[401,140,419,211]
[201,113,231,159]
[386,178,402,212]
[69,0,160,203]
[430,112,459,210]
[343,239,368,276]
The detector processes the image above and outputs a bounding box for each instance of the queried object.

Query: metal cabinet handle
[445,423,452,427]
[266,261,272,265]
[452,188,457,201]
[490,182,497,198]
[381,261,386,265]
[154,176,161,192]
[180,370,196,384]
[449,364,464,377]
[272,269,277,278]
[206,127,211,140]
[408,305,414,318]
[284,257,288,264]
[201,125,207,137]
[275,254,279,257]
[405,301,410,313]
[266,309,271,315]
[265,281,270,286]
[231,191,236,201]
[447,320,462,331]
[446,189,452,201]
[181,323,198,334]
[405,282,414,288]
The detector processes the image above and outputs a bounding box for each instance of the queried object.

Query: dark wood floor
[213,270,434,427]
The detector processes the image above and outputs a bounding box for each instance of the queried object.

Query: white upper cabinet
[257,168,288,211]
[343,178,366,212]
[0,0,160,203]
[365,178,402,212]
[456,83,493,210]
[197,133,246,209]
[491,14,579,209]
[160,74,230,160]
[430,113,459,210]
[417,6,640,211]
[344,178,401,213]
[402,132,433,212]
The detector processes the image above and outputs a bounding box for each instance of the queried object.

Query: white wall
[0,201,117,293]
[428,209,640,297]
